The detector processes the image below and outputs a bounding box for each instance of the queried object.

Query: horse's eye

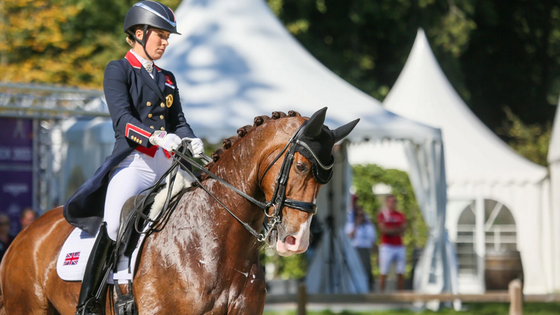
[295,162,309,174]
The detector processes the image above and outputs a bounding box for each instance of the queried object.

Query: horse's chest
[135,259,266,314]
[135,280,265,314]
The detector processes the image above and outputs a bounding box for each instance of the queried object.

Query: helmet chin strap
[132,25,154,61]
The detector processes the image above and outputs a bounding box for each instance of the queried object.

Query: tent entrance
[448,198,518,293]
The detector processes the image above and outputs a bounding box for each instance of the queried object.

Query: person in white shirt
[345,206,376,291]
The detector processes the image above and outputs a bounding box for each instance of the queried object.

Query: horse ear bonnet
[296,126,335,184]
[295,108,359,185]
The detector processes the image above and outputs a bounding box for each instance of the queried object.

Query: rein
[171,122,318,242]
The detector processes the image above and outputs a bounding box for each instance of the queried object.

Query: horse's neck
[150,139,267,270]
[185,125,283,252]
[210,131,274,203]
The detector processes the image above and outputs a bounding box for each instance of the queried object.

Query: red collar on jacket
[124,51,162,72]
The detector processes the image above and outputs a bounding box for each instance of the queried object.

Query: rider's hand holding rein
[182,137,204,158]
[150,130,182,152]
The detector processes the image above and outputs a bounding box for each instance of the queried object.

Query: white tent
[352,29,553,294]
[155,0,457,296]
[546,101,560,293]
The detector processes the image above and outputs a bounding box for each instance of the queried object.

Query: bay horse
[0,108,358,314]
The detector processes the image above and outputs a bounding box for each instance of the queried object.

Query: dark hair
[126,25,144,47]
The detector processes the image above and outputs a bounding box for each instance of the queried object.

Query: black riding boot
[75,223,115,315]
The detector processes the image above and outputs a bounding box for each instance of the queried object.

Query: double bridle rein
[171,121,323,243]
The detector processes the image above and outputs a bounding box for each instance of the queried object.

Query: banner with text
[0,118,33,236]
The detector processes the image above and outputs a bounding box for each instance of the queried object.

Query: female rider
[62,1,204,314]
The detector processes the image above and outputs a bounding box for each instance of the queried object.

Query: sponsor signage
[0,118,33,235]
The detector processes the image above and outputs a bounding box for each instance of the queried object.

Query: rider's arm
[104,60,154,148]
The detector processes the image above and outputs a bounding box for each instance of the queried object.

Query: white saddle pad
[56,227,146,284]
[56,228,98,281]
[57,169,194,284]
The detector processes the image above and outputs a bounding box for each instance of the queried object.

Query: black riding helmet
[124,1,180,60]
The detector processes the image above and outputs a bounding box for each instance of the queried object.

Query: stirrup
[75,297,103,315]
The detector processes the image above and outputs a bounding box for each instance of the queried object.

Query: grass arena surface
[263,302,560,314]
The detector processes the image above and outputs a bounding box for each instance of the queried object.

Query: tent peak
[383,27,547,183]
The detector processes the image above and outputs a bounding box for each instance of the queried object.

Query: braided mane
[200,110,302,178]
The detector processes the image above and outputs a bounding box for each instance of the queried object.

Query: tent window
[455,199,518,277]
[484,200,516,252]
[456,202,476,276]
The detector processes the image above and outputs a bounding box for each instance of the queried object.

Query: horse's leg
[0,208,78,314]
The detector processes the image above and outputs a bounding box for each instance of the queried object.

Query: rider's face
[135,28,170,61]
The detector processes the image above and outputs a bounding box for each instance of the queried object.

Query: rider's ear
[333,118,360,142]
[304,107,327,138]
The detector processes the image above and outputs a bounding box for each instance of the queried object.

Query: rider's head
[124,1,180,60]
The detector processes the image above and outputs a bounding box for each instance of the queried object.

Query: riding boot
[75,222,115,315]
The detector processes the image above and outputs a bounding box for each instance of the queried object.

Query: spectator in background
[20,208,38,231]
[345,205,376,291]
[377,194,407,291]
[0,214,14,262]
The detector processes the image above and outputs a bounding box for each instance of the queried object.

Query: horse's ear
[304,107,327,137]
[333,118,360,142]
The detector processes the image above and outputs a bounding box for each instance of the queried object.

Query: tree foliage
[0,0,181,88]
[497,107,552,166]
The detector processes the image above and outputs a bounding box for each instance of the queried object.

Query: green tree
[0,0,182,88]
[460,0,560,129]
[497,107,551,166]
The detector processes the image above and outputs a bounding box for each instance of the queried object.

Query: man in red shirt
[377,194,407,291]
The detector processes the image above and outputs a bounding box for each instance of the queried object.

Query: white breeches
[104,148,172,241]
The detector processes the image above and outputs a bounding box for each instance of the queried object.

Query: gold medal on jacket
[166,94,173,108]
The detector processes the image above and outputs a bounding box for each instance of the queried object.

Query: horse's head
[259,108,359,257]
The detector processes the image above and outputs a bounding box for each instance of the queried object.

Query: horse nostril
[285,236,297,246]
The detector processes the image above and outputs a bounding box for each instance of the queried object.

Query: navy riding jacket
[63,51,196,235]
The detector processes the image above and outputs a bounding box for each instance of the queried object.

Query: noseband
[172,121,325,242]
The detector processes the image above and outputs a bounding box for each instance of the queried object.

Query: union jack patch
[63,251,80,266]
[164,75,175,89]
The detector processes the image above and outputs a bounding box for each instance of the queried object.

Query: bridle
[171,121,326,243]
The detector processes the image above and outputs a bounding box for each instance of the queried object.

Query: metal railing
[0,82,109,213]
[0,83,109,118]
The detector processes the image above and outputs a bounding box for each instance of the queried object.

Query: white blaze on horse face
[275,214,312,256]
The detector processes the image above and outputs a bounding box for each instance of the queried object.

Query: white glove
[149,130,182,152]
[183,137,205,158]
